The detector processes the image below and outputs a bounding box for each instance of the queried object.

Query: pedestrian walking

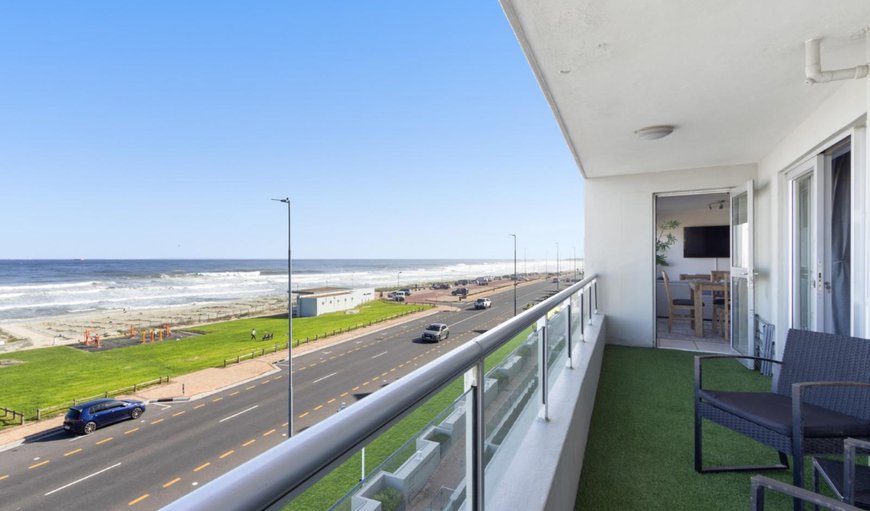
[251,328,256,340]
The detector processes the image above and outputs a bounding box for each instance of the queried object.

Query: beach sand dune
[0,295,288,354]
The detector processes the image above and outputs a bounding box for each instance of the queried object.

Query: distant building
[296,287,375,317]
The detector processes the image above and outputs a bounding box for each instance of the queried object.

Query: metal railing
[162,275,599,511]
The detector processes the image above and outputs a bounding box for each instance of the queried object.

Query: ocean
[0,259,562,321]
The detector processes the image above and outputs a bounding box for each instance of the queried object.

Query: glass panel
[483,327,540,505]
[570,291,582,341]
[731,278,749,356]
[731,192,749,268]
[795,173,814,329]
[305,376,468,511]
[547,307,569,391]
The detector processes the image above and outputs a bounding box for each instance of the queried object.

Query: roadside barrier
[34,376,170,421]
[221,305,429,369]
[0,406,25,426]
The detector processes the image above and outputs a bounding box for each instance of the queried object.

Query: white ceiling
[501,0,870,178]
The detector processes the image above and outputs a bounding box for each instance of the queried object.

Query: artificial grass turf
[575,346,805,510]
[0,301,427,418]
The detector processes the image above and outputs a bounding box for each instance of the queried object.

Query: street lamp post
[556,242,560,291]
[509,234,517,316]
[272,197,293,435]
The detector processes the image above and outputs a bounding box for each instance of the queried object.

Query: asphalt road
[0,280,558,511]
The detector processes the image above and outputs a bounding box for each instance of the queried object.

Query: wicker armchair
[694,329,870,497]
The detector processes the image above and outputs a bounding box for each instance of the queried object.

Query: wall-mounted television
[683,225,729,258]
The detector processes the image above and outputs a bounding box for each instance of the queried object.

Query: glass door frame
[730,180,754,366]
[786,156,824,331]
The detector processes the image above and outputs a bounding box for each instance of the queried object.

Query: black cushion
[700,390,870,438]
[673,298,695,306]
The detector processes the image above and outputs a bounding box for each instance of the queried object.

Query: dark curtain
[831,152,850,335]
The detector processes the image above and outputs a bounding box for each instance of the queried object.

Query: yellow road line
[193,404,205,409]
[64,448,82,457]
[390,368,396,372]
[242,439,256,447]
[28,460,49,470]
[399,363,405,368]
[340,392,349,397]
[96,437,113,445]
[282,421,289,427]
[246,385,256,390]
[128,494,149,506]
[313,405,323,411]
[162,477,181,488]
[361,381,369,386]
[193,462,210,472]
[172,411,185,417]
[372,376,379,381]
[0,474,8,481]
[212,397,223,402]
[220,450,235,459]
[151,418,165,425]
[272,376,282,381]
[263,429,276,437]
[230,391,240,396]
[352,386,360,391]
[327,398,336,404]
[124,427,140,435]
[308,364,317,368]
[298,412,309,418]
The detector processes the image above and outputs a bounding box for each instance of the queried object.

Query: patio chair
[694,329,870,495]
[750,475,863,511]
[813,437,870,508]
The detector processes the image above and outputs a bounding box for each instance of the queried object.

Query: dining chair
[713,277,730,339]
[662,271,696,332]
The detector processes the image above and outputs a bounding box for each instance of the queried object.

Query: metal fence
[162,276,599,511]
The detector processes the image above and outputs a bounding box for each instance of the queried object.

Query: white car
[474,298,492,309]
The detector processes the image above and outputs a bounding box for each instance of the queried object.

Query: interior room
[655,192,735,353]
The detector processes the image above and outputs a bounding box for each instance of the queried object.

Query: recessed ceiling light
[634,125,675,140]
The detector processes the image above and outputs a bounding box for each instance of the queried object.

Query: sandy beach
[0,295,289,353]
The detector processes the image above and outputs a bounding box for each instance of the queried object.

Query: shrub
[373,487,404,511]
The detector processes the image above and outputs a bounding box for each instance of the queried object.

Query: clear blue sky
[0,2,584,260]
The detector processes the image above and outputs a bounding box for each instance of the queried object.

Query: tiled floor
[655,317,736,354]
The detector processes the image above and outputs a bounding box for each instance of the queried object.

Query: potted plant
[656,220,680,269]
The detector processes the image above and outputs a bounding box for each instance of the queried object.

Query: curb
[151,397,191,403]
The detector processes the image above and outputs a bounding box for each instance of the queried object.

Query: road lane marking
[246,385,256,390]
[193,404,205,409]
[298,412,309,418]
[372,377,380,382]
[327,398,336,404]
[128,494,149,506]
[272,376,282,381]
[242,439,256,447]
[229,391,240,396]
[282,422,289,427]
[390,368,397,372]
[313,405,323,411]
[220,450,235,459]
[361,381,369,386]
[399,363,405,368]
[163,477,181,488]
[312,372,337,384]
[263,429,276,437]
[29,460,49,470]
[193,462,210,472]
[260,381,269,385]
[352,386,360,391]
[64,448,82,457]
[340,392,349,397]
[124,427,139,435]
[44,462,121,496]
[96,437,113,445]
[371,351,388,359]
[173,411,186,417]
[381,371,388,377]
[219,405,259,423]
[0,474,7,481]
[212,397,223,402]
[151,418,165,425]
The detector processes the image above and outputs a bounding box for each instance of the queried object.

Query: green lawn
[576,346,805,510]
[0,301,428,419]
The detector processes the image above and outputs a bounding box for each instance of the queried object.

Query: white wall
[585,164,756,346]
[299,288,375,317]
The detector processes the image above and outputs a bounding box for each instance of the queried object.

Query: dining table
[689,280,727,337]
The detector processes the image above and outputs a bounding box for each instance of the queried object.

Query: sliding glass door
[730,180,754,366]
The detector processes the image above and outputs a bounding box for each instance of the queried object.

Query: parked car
[474,298,492,309]
[431,282,451,290]
[63,398,146,435]
[400,288,412,296]
[456,279,469,286]
[421,323,449,342]
[451,287,469,296]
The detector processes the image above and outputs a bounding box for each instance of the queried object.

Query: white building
[295,287,375,317]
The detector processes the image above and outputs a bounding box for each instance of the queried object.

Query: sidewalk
[0,305,445,449]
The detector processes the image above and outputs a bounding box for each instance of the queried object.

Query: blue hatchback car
[63,398,146,435]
